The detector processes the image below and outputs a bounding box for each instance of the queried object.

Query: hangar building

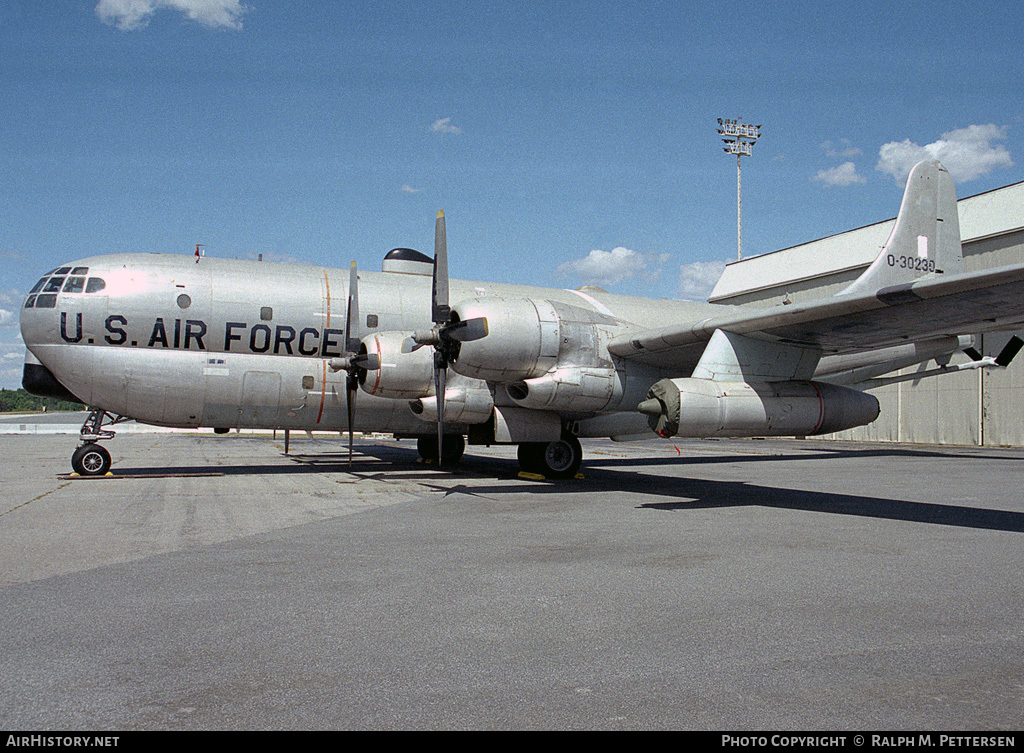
[708,179,1024,447]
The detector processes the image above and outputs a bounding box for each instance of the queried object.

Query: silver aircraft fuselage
[19,252,718,438]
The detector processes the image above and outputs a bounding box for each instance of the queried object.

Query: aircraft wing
[609,160,1024,373]
[608,260,1024,370]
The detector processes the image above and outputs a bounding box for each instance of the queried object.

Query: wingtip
[437,210,445,219]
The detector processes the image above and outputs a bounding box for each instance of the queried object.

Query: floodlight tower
[718,118,761,260]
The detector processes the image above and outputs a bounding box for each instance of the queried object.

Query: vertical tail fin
[840,160,963,297]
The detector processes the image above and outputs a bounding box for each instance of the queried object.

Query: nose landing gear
[71,409,129,477]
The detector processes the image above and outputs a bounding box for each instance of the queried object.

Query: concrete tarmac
[1,428,1022,730]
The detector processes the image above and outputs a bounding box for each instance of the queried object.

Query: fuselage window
[54,267,71,275]
[34,294,57,308]
[63,277,85,293]
[43,277,64,293]
[29,277,48,294]
[24,295,36,308]
[85,278,106,293]
[71,267,89,275]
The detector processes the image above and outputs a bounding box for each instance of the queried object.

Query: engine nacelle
[450,298,561,383]
[409,386,494,425]
[505,366,622,414]
[359,331,435,400]
[637,378,880,438]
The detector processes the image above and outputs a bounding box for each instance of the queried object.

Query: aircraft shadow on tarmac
[455,448,1024,535]
[104,438,1024,535]
[347,441,1024,535]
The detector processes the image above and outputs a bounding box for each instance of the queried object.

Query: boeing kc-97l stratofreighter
[18,160,1024,477]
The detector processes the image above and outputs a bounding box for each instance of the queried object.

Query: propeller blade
[402,336,425,354]
[446,316,489,343]
[432,210,451,325]
[355,352,380,371]
[341,260,371,468]
[434,351,446,466]
[995,336,1024,367]
[346,260,360,351]
[964,347,984,362]
[346,373,357,468]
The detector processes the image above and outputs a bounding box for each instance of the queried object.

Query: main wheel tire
[72,444,111,477]
[539,435,583,479]
[518,436,582,479]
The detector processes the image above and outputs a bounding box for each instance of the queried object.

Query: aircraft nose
[19,262,97,350]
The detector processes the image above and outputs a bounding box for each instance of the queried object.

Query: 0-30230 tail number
[888,254,936,272]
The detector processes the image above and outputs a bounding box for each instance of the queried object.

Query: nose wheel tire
[72,444,111,477]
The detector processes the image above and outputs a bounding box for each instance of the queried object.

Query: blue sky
[2,0,1023,389]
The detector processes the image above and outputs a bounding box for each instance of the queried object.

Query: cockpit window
[25,268,100,307]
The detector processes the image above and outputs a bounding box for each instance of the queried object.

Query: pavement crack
[1,480,71,518]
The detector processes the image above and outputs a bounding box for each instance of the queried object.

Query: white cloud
[679,260,727,301]
[557,247,648,287]
[96,0,248,31]
[400,184,422,194]
[430,117,462,135]
[877,124,1013,184]
[822,139,862,159]
[0,309,13,327]
[812,161,867,187]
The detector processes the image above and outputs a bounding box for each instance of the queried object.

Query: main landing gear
[70,409,129,477]
[414,431,583,479]
[517,433,583,479]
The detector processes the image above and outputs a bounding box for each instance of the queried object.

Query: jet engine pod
[506,366,622,414]
[449,298,560,383]
[637,378,880,438]
[359,331,435,400]
[410,387,494,425]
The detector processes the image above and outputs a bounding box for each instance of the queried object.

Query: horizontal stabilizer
[995,335,1024,367]
[853,335,1024,390]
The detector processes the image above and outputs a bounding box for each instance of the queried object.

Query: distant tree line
[0,389,82,413]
